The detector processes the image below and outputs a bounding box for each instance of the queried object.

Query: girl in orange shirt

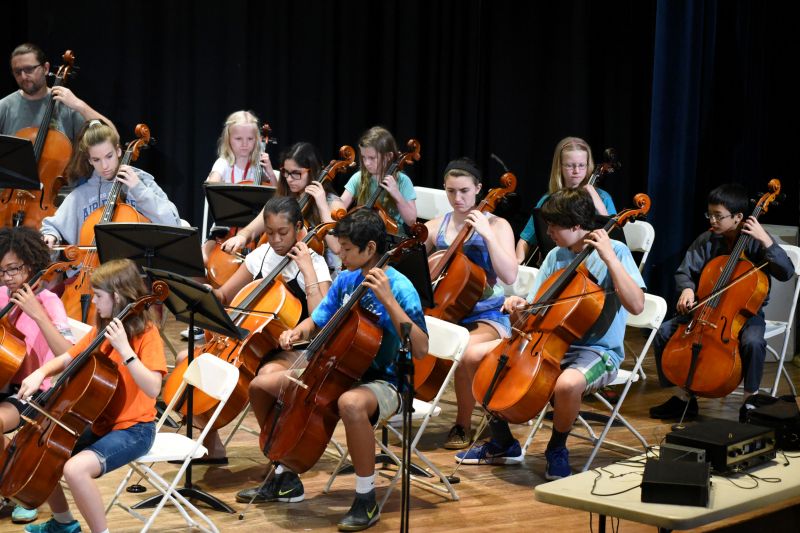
[17,259,167,533]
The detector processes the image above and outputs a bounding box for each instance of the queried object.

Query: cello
[60,124,154,324]
[414,172,517,401]
[258,224,427,473]
[355,138,421,235]
[162,221,338,430]
[472,194,650,424]
[0,282,167,509]
[206,124,277,287]
[661,180,781,398]
[0,50,76,229]
[0,257,81,389]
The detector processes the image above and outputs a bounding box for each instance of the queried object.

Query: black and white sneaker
[337,489,379,531]
[235,471,305,503]
[180,327,205,341]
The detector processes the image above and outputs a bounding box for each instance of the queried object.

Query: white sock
[355,474,375,494]
[675,388,691,402]
[97,529,110,533]
[274,464,285,475]
[53,511,75,524]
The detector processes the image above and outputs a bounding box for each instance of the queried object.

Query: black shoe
[337,490,379,531]
[649,395,698,420]
[740,402,756,423]
[235,471,304,503]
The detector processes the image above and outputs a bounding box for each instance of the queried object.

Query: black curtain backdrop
[2,0,798,301]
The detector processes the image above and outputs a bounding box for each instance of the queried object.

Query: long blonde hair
[91,259,154,340]
[547,136,595,194]
[356,126,399,214]
[217,110,261,169]
[64,119,120,185]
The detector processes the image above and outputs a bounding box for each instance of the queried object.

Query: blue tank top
[434,212,507,324]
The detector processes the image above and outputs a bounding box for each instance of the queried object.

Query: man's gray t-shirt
[0,91,84,140]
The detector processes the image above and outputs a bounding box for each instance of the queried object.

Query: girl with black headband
[422,158,518,449]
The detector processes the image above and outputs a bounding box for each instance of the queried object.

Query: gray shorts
[561,348,619,395]
[358,380,401,425]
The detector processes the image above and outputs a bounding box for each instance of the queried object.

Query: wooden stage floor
[3,315,798,532]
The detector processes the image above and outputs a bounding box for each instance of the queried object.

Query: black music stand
[135,267,249,513]
[203,183,276,227]
[0,135,39,188]
[94,223,205,277]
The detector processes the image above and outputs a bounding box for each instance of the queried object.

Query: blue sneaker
[454,439,523,465]
[24,518,82,533]
[12,505,38,524]
[545,446,571,480]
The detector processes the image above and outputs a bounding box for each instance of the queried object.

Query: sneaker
[544,446,571,480]
[443,424,472,450]
[235,471,305,503]
[454,439,524,465]
[180,327,205,341]
[24,518,82,533]
[649,395,698,420]
[337,489,379,531]
[12,505,38,524]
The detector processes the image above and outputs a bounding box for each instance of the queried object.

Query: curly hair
[0,227,52,277]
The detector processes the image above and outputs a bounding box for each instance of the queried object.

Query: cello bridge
[696,319,718,329]
[511,327,532,342]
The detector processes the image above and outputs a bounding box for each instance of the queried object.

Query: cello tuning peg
[146,137,157,147]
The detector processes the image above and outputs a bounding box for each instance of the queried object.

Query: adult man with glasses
[0,42,114,140]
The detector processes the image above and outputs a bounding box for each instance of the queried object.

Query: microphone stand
[396,322,414,533]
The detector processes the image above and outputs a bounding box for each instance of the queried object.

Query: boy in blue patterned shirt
[238,209,428,532]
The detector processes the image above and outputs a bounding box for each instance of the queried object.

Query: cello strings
[687,261,768,313]
[511,288,613,331]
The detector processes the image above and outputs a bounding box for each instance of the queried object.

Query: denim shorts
[74,421,156,476]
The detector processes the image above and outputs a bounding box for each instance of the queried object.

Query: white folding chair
[500,265,539,298]
[66,317,93,342]
[621,221,655,380]
[324,317,469,507]
[765,244,800,396]
[521,293,667,472]
[622,220,655,273]
[106,354,239,533]
[413,186,450,221]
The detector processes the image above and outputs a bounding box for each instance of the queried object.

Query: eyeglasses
[0,264,26,278]
[12,64,42,76]
[704,212,734,222]
[561,163,587,171]
[281,167,309,180]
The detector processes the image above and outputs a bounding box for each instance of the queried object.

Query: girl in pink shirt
[0,227,74,524]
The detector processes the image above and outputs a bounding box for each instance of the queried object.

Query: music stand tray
[94,222,205,277]
[135,267,247,513]
[204,183,276,227]
[0,134,39,189]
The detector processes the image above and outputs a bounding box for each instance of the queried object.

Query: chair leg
[521,407,549,455]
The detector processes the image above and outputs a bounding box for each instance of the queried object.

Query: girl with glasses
[220,142,346,265]
[515,136,617,264]
[0,227,75,524]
